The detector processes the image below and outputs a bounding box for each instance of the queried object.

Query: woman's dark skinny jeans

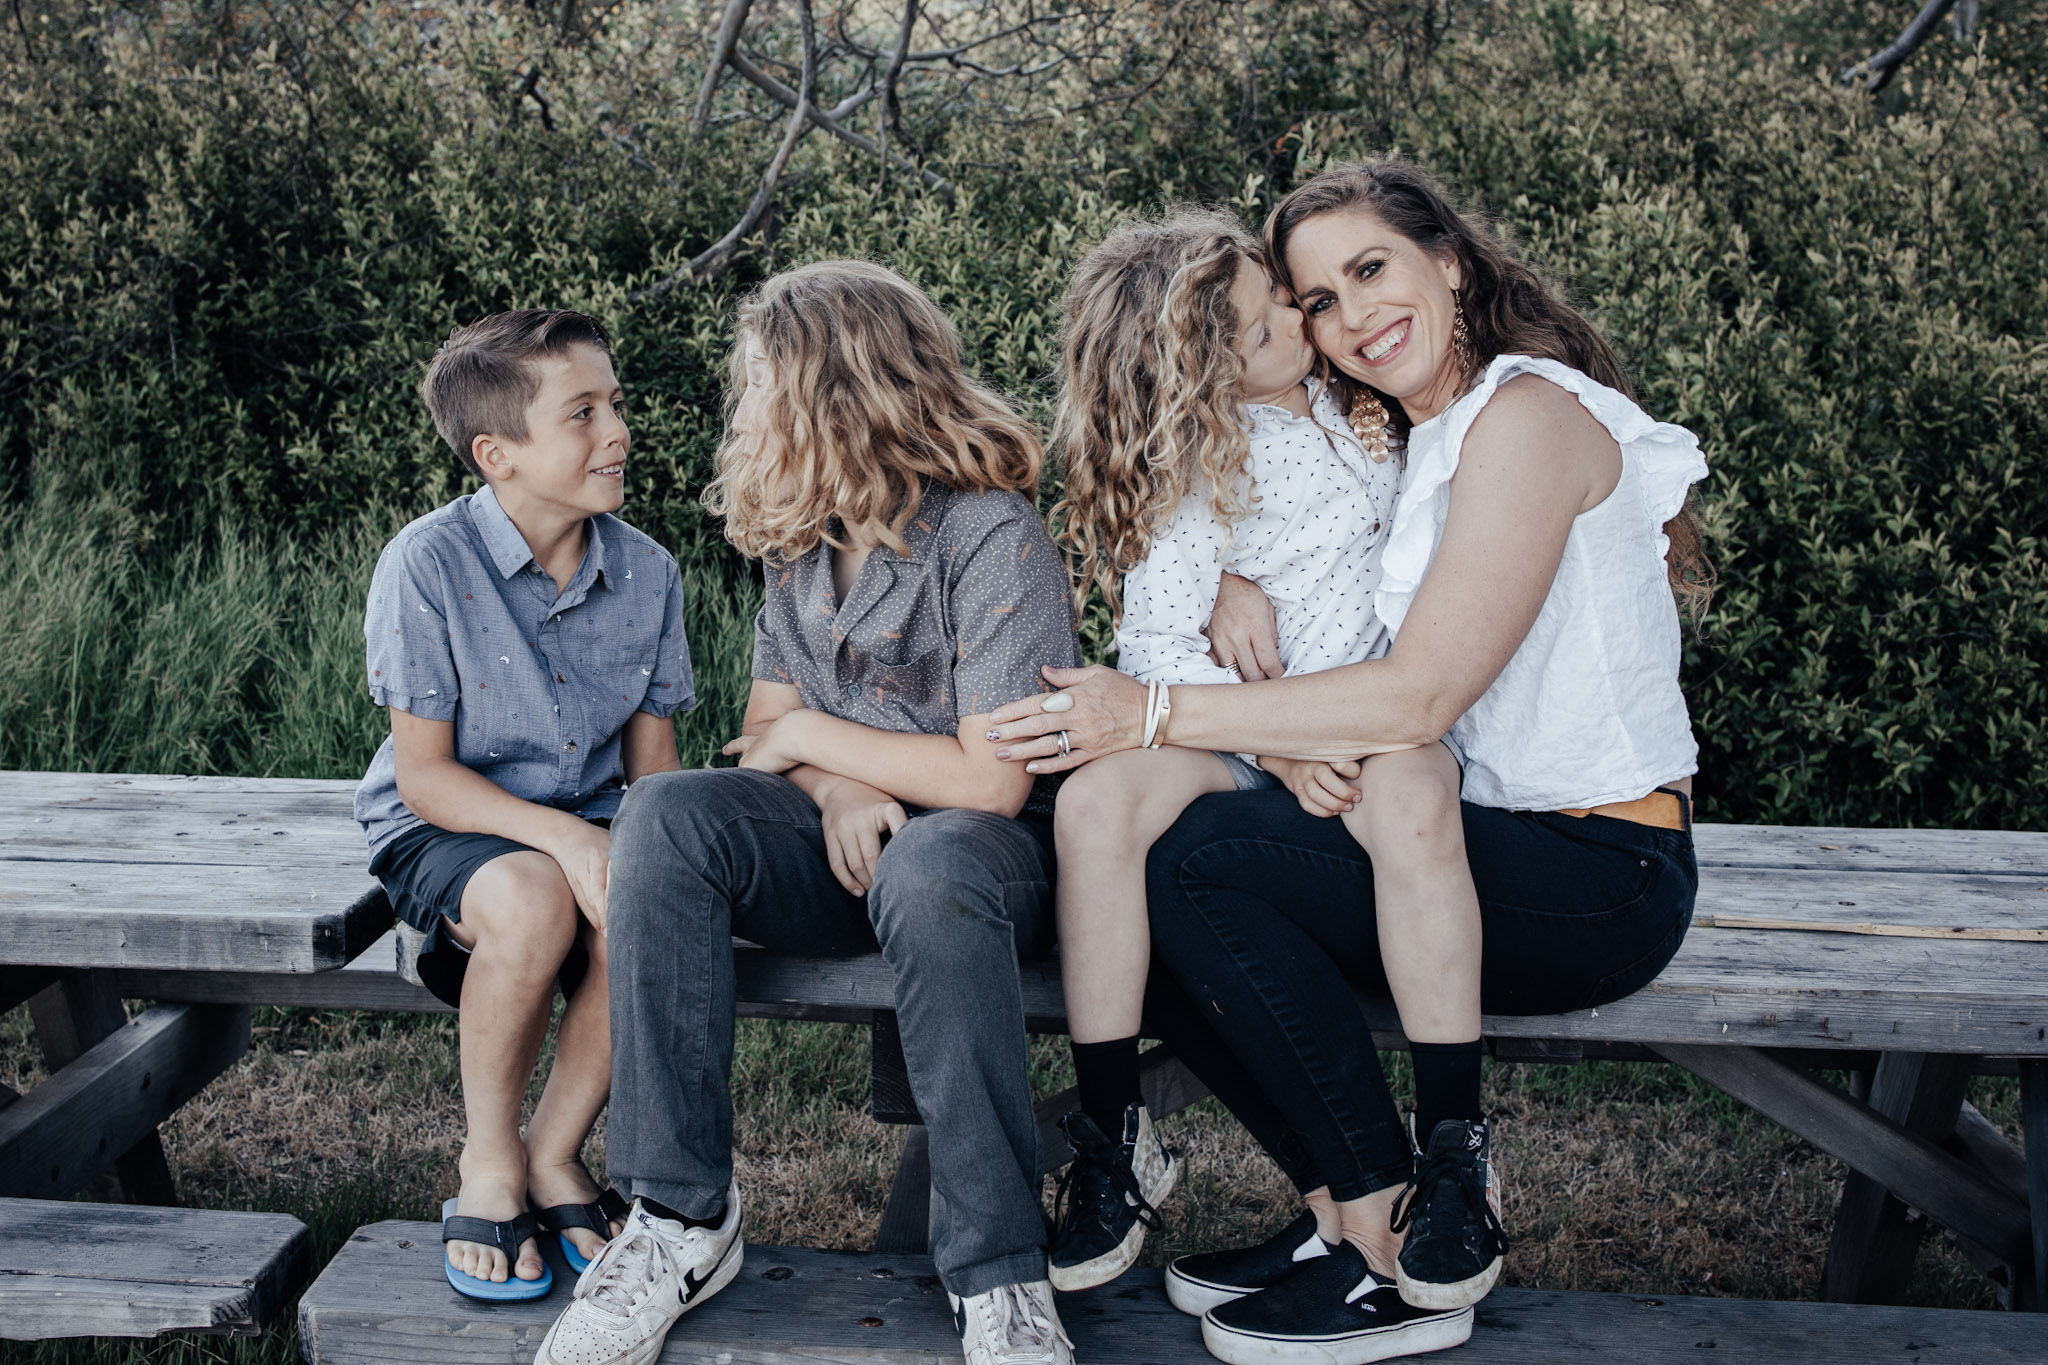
[1142,789,1698,1202]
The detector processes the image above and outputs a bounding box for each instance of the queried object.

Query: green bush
[0,1,2042,830]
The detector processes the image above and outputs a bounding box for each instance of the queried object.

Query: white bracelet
[1142,681,1172,750]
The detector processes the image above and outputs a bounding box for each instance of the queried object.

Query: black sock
[1071,1036,1142,1138]
[1409,1039,1484,1143]
[640,1196,726,1231]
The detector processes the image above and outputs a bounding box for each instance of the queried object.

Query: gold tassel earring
[1349,387,1392,463]
[1452,288,1475,377]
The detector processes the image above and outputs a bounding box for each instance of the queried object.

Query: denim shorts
[368,819,605,1008]
[1215,752,1282,792]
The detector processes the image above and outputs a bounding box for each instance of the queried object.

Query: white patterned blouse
[1114,379,1402,691]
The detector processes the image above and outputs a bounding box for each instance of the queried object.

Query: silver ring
[1056,730,1071,758]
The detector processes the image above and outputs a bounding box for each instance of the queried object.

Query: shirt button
[556,672,568,684]
[844,682,860,698]
[566,741,578,753]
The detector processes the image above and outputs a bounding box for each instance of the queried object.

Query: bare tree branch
[692,0,754,138]
[1842,0,1957,94]
[636,0,815,298]
[881,0,923,164]
[725,44,953,200]
[513,65,556,132]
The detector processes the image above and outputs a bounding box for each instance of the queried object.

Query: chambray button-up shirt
[354,485,695,856]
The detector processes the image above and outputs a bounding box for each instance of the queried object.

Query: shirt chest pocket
[585,646,658,709]
[852,596,940,670]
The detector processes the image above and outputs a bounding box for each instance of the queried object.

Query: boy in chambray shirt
[353,309,692,1301]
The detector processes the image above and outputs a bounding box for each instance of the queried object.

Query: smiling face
[478,342,629,518]
[1283,207,1466,423]
[1228,255,1316,408]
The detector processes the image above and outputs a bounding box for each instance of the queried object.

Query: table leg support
[2023,1059,2048,1313]
[28,970,179,1204]
[1821,1052,1972,1304]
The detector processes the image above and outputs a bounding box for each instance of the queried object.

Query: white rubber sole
[1199,1304,1473,1365]
[1394,1252,1499,1311]
[1047,1155,1178,1293]
[536,1235,744,1365]
[1164,1265,1251,1317]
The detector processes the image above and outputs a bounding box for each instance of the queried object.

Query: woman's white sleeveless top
[1374,355,1708,811]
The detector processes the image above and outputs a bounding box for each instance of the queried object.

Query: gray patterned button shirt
[751,481,1079,815]
[354,485,695,855]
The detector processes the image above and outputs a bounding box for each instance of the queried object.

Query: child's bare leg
[525,916,619,1262]
[443,851,580,1284]
[1341,743,1483,1140]
[1055,746,1237,1133]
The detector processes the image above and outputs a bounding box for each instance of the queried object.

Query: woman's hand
[1262,756,1362,818]
[984,665,1147,774]
[813,775,908,895]
[1209,572,1283,681]
[722,708,814,774]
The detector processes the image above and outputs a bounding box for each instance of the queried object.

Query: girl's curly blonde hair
[702,259,1043,563]
[1052,209,1266,620]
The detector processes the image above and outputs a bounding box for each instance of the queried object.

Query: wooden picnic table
[1,769,2044,1329]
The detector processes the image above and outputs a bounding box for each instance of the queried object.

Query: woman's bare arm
[989,378,1619,765]
[727,680,1033,817]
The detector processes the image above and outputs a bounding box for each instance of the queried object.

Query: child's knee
[1349,752,1466,861]
[1053,758,1148,846]
[461,855,580,961]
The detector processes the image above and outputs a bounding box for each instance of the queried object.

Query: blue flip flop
[441,1198,554,1301]
[534,1187,631,1273]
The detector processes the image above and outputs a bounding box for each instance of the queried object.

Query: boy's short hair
[421,309,613,479]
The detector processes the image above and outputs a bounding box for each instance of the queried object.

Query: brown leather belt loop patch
[1555,790,1688,831]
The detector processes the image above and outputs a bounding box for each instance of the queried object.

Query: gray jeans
[605,766,1057,1297]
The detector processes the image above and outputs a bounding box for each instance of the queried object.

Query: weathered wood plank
[1690,822,2048,876]
[0,862,385,972]
[298,1230,2048,1364]
[120,933,2048,1058]
[0,1003,249,1200]
[1655,1044,2032,1271]
[0,1199,309,1340]
[0,772,367,862]
[17,772,2046,873]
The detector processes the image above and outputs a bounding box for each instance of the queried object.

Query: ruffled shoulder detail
[1374,354,1707,634]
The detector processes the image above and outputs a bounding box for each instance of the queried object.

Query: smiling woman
[986,160,1713,1365]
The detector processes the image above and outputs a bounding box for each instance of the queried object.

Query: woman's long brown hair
[1265,160,1713,619]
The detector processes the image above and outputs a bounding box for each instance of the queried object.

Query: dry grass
[0,1002,2027,1365]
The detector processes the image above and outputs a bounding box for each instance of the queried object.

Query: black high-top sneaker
[1046,1103,1177,1292]
[1165,1209,1334,1315]
[1199,1240,1473,1365]
[1389,1115,1507,1310]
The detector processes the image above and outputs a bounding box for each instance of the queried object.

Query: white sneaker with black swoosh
[948,1279,1074,1365]
[533,1182,743,1365]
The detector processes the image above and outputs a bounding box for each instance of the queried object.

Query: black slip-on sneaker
[1047,1103,1177,1292]
[1390,1115,1508,1311]
[1200,1241,1472,1365]
[1165,1209,1333,1316]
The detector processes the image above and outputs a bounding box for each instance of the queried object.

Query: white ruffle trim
[1376,354,1707,634]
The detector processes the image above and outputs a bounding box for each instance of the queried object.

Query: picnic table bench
[2,770,2045,1352]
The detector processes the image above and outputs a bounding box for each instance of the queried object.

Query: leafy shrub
[0,0,2042,831]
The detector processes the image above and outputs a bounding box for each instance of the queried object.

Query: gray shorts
[1215,752,1282,792]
